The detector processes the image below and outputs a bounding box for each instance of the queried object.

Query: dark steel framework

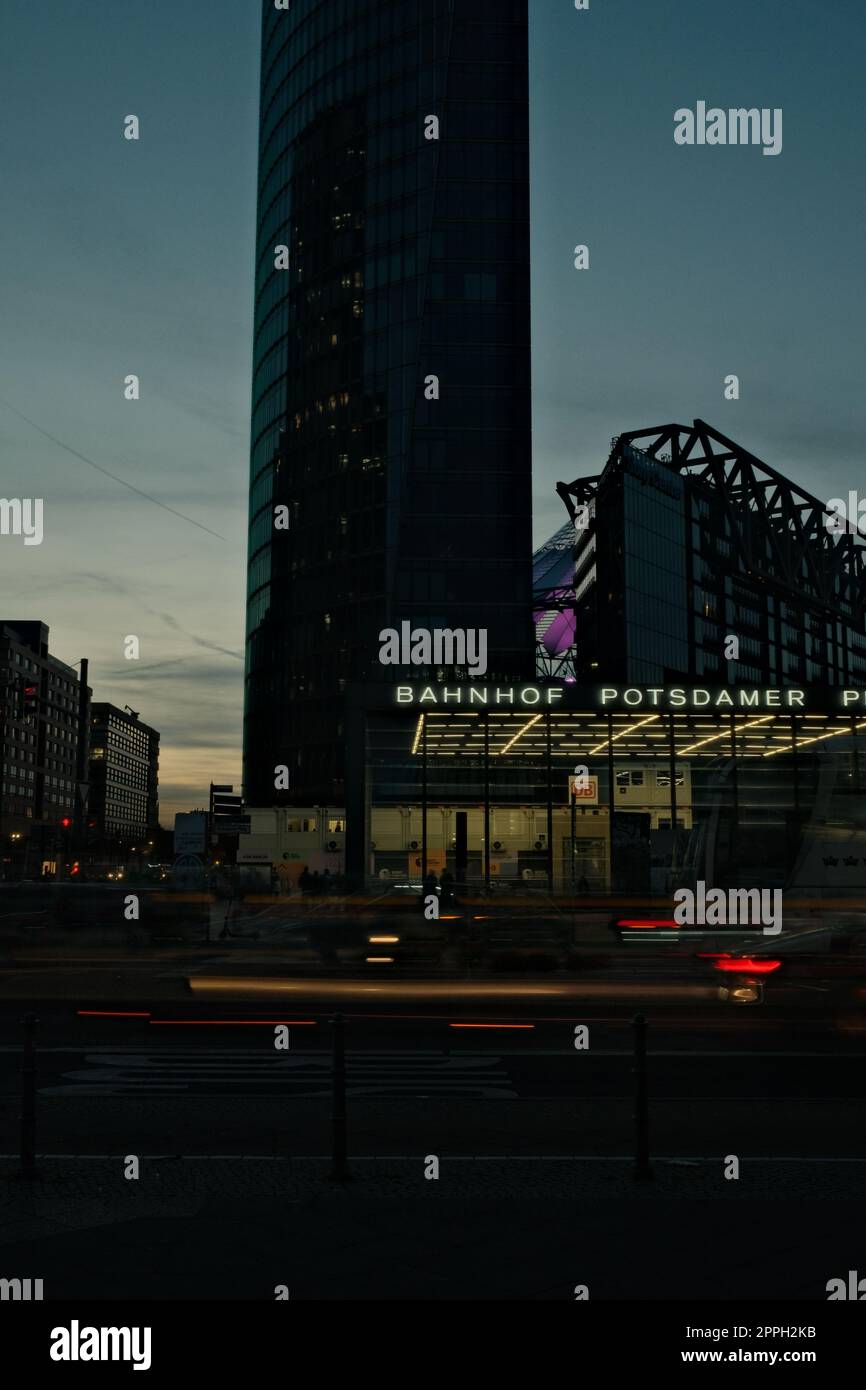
[558,419,865,626]
[534,476,600,678]
[548,420,866,683]
[532,523,581,679]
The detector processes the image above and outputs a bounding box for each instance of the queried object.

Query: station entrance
[354,690,866,898]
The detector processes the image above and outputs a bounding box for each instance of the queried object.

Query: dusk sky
[2,0,863,823]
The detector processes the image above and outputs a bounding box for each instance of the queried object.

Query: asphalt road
[1,999,864,1160]
[3,959,866,1301]
[2,923,864,1162]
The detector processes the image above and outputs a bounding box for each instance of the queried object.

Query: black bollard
[632,1013,652,1181]
[329,1013,350,1182]
[20,1012,39,1180]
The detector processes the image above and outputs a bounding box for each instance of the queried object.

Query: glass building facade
[557,425,866,690]
[245,0,533,806]
[342,418,866,897]
[351,685,866,897]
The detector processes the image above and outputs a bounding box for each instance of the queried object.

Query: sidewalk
[2,1157,865,1299]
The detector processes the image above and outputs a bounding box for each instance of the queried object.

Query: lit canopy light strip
[763,719,866,757]
[416,710,857,759]
[678,715,776,755]
[498,714,543,756]
[589,714,659,755]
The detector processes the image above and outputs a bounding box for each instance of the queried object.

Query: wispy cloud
[0,397,228,541]
[150,610,244,662]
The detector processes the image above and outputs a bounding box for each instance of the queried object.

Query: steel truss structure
[556,419,866,632]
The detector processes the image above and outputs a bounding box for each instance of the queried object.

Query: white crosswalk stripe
[39,1050,517,1099]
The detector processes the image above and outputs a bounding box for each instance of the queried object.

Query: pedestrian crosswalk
[39,1049,517,1099]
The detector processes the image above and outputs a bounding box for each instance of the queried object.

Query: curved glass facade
[245,0,533,804]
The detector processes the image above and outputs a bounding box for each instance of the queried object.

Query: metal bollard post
[20,1012,39,1180]
[329,1013,350,1182]
[632,1013,652,1181]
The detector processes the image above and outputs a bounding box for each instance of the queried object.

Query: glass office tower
[557,424,866,688]
[244,0,533,806]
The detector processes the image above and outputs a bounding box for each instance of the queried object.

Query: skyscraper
[244,0,533,806]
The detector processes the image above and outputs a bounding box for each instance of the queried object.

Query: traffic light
[61,817,72,830]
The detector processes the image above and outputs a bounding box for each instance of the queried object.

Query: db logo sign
[569,775,598,804]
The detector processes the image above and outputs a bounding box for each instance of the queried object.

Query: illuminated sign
[391,684,865,713]
[599,686,807,709]
[396,686,563,707]
[569,775,599,803]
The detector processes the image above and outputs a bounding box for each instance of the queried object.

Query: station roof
[394,709,866,761]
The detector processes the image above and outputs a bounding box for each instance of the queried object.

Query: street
[2,928,866,1300]
[0,1010,865,1158]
